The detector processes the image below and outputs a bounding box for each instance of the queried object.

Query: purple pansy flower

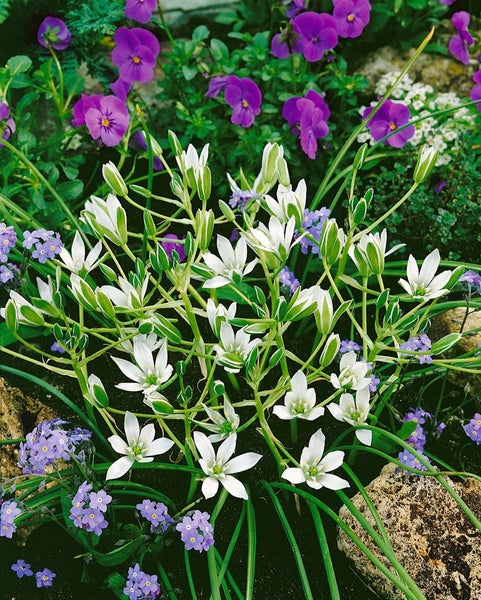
[125,0,157,24]
[110,78,133,102]
[0,102,15,148]
[363,99,415,148]
[112,27,160,84]
[205,75,231,99]
[282,90,330,159]
[222,76,262,128]
[71,94,103,128]
[333,0,371,39]
[37,16,71,51]
[84,95,130,147]
[448,11,474,65]
[470,70,481,111]
[291,12,338,62]
[284,0,306,18]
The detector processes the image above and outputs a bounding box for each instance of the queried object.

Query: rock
[0,377,56,481]
[430,307,481,393]
[160,0,239,28]
[338,462,481,600]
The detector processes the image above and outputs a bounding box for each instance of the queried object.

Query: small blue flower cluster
[228,188,258,211]
[0,498,21,539]
[123,563,161,600]
[0,222,63,284]
[279,266,300,296]
[69,481,112,536]
[136,498,173,534]
[398,407,445,471]
[463,413,481,445]
[176,510,214,552]
[22,228,63,263]
[459,270,481,294]
[11,560,56,588]
[340,339,362,353]
[295,207,330,255]
[18,419,92,475]
[399,333,433,364]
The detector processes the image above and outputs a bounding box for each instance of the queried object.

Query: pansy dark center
[242,99,249,108]
[389,122,397,130]
[102,117,111,127]
[133,55,141,64]
[347,13,355,22]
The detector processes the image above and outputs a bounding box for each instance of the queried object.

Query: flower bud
[70,274,99,312]
[353,143,368,170]
[314,289,334,335]
[276,155,290,187]
[261,142,282,187]
[194,208,215,250]
[86,374,109,408]
[413,145,438,184]
[349,196,368,227]
[102,161,128,197]
[319,219,345,265]
[195,164,212,201]
[319,333,340,367]
[168,129,183,156]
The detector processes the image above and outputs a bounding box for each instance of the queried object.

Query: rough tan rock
[430,307,481,393]
[0,377,56,481]
[338,462,481,600]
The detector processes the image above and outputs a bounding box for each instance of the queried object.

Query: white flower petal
[281,467,306,485]
[221,474,248,499]
[201,476,219,499]
[106,456,134,480]
[124,411,140,443]
[226,452,262,474]
[194,431,216,464]
[318,473,350,490]
[108,434,129,455]
[145,437,174,456]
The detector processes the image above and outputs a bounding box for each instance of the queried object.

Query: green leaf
[210,38,229,61]
[7,55,32,76]
[192,25,210,42]
[57,179,84,201]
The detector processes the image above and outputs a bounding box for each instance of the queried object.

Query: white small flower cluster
[359,71,477,165]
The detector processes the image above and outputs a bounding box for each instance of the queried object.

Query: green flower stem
[311,26,434,212]
[210,502,246,600]
[48,46,66,117]
[352,182,419,243]
[254,386,286,471]
[0,138,86,239]
[183,549,198,600]
[158,562,178,600]
[207,487,229,600]
[322,257,372,348]
[0,343,75,377]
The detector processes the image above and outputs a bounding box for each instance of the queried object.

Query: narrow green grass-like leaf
[306,501,341,600]
[245,496,256,600]
[263,482,314,600]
